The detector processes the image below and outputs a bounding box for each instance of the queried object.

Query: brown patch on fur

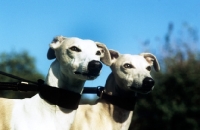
[0,98,14,130]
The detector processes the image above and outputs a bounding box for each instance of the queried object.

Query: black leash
[0,70,103,94]
[0,70,103,109]
[0,70,40,91]
[0,71,136,110]
[0,81,40,91]
[0,71,38,85]
[83,86,104,96]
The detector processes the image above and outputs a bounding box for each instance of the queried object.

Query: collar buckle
[97,86,105,98]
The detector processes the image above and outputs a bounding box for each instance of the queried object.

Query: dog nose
[142,77,155,90]
[88,60,103,76]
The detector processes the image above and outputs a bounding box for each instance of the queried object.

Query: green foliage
[129,22,200,130]
[130,50,200,130]
[0,51,44,99]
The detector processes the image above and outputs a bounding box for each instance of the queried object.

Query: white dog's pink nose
[88,60,102,76]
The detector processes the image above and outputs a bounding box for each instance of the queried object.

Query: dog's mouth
[74,71,99,80]
[73,60,102,80]
[130,87,153,94]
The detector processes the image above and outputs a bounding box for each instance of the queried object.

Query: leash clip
[100,90,104,98]
[97,86,104,98]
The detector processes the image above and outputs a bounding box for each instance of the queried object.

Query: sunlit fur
[0,36,112,130]
[71,52,160,130]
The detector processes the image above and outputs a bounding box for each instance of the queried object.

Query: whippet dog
[71,51,160,130]
[0,36,112,130]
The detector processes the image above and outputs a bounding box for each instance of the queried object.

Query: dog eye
[70,46,81,52]
[146,66,151,71]
[123,63,134,68]
[96,51,101,55]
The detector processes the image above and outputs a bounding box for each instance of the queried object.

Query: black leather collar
[0,70,136,110]
[101,93,137,111]
[39,85,81,110]
[97,87,137,111]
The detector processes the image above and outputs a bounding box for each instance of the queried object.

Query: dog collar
[99,89,137,111]
[39,85,81,110]
[0,71,81,109]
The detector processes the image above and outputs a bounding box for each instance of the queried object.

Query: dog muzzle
[74,60,102,80]
[131,77,155,94]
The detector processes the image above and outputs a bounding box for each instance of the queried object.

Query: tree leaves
[0,51,44,99]
[130,50,200,130]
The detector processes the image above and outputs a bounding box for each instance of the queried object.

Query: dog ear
[50,36,66,49]
[140,53,160,72]
[47,36,66,60]
[96,42,112,66]
[109,50,120,64]
[47,48,55,60]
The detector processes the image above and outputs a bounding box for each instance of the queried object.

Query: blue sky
[0,1,200,90]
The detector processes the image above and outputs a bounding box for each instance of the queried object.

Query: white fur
[0,36,112,130]
[71,51,160,130]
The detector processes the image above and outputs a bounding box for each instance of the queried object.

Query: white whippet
[71,51,160,130]
[0,36,112,130]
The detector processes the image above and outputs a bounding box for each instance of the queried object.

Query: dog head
[109,51,160,94]
[47,36,112,80]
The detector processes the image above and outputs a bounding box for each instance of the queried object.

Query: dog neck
[97,98,134,129]
[39,60,84,110]
[45,60,85,94]
[104,73,136,97]
[109,102,133,128]
[99,73,136,126]
[104,73,119,95]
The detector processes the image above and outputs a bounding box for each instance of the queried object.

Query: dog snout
[88,60,103,76]
[142,77,155,90]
